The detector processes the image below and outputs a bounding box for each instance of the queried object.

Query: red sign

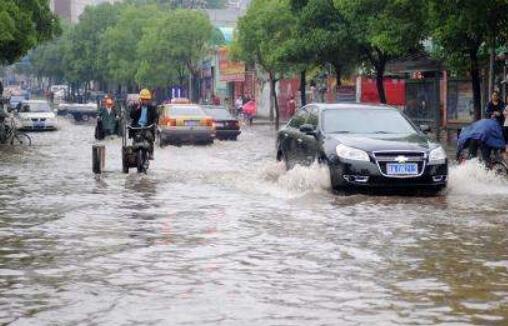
[361,77,406,106]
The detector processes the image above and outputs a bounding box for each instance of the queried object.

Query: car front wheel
[329,164,345,190]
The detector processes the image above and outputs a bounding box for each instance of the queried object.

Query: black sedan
[202,106,241,141]
[276,104,448,193]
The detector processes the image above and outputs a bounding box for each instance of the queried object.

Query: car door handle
[296,138,303,144]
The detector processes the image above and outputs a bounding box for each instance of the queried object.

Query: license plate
[214,122,224,127]
[386,163,418,175]
[185,120,199,127]
[34,121,45,128]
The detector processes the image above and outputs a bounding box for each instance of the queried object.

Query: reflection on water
[0,119,506,325]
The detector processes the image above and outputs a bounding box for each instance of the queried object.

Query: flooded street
[0,119,507,325]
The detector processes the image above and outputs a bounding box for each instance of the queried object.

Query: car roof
[309,103,398,111]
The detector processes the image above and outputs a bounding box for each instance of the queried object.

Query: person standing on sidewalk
[486,90,505,125]
[287,95,296,117]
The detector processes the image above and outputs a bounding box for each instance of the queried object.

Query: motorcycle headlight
[429,146,447,164]
[336,144,370,162]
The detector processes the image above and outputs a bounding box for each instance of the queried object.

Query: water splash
[447,160,508,195]
[256,161,331,197]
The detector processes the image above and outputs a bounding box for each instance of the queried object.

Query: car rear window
[203,108,232,119]
[166,106,205,116]
[322,109,417,135]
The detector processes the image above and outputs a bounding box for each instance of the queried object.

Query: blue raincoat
[457,119,506,153]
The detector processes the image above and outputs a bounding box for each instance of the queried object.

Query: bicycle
[0,116,31,146]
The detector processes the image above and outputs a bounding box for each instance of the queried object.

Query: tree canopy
[428,0,508,119]
[0,0,60,65]
[336,0,428,103]
[233,0,296,128]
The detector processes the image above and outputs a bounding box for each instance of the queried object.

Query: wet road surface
[0,118,507,325]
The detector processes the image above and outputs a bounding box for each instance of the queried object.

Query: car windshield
[203,108,232,119]
[167,106,205,116]
[322,109,417,135]
[27,102,51,113]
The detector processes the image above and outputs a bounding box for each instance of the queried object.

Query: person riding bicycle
[129,89,158,158]
[457,117,506,163]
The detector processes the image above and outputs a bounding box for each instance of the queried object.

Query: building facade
[50,0,94,23]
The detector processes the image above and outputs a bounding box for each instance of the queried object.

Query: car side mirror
[420,124,431,133]
[300,124,316,135]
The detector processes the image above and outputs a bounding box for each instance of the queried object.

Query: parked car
[15,100,58,131]
[158,102,214,146]
[276,103,448,193]
[202,105,241,140]
[66,103,97,122]
[56,103,70,116]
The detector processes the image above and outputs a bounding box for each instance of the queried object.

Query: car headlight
[429,146,447,164]
[336,144,370,162]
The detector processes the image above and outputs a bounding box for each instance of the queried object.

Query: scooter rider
[130,89,158,158]
[457,116,506,163]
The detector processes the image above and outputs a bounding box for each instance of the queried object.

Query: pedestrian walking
[96,97,119,139]
[235,96,243,117]
[287,95,296,117]
[243,98,257,126]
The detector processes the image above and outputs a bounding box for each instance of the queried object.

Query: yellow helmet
[139,89,151,100]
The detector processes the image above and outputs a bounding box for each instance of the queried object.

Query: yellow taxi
[158,99,215,146]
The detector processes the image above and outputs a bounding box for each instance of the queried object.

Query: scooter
[121,118,155,174]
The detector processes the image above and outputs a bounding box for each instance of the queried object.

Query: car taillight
[163,117,176,126]
[204,118,213,127]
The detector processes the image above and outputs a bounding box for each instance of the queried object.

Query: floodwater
[0,119,507,325]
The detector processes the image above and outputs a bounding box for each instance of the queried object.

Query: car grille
[31,118,46,122]
[372,151,426,178]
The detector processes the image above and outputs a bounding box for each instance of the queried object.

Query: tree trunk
[333,63,342,88]
[488,38,496,96]
[191,73,200,103]
[470,49,482,121]
[269,72,280,130]
[375,65,387,104]
[300,69,306,107]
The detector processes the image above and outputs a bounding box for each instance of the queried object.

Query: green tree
[288,0,360,105]
[151,0,225,8]
[233,0,296,129]
[101,4,164,90]
[137,9,213,101]
[0,0,59,92]
[0,0,60,65]
[30,33,67,85]
[429,0,508,120]
[63,2,123,92]
[336,0,428,104]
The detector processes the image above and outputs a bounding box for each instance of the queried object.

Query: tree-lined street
[1,0,508,325]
